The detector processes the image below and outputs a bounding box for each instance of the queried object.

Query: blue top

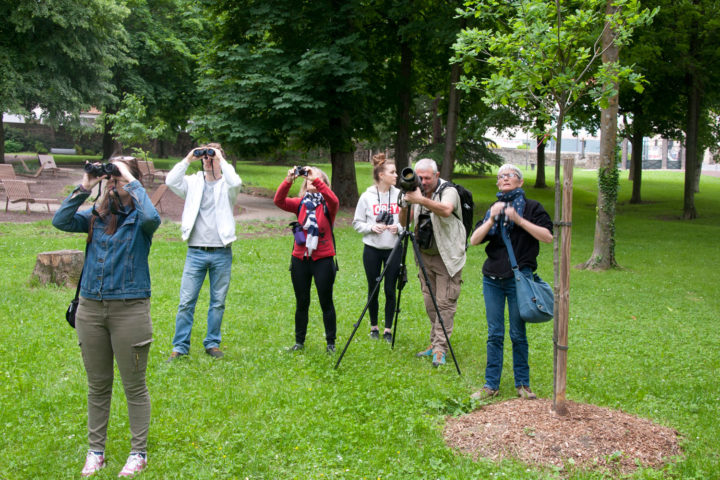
[52,181,161,300]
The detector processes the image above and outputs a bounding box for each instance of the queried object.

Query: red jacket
[274,178,339,260]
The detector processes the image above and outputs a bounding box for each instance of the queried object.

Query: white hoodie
[352,184,404,250]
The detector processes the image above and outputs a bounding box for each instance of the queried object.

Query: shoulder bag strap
[500,222,519,270]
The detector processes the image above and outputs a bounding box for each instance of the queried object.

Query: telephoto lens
[399,167,420,192]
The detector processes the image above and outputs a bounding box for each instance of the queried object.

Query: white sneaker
[118,452,147,477]
[81,451,106,477]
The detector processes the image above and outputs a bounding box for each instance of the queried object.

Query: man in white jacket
[166,144,242,361]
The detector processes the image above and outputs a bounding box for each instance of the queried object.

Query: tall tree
[454,0,654,414]
[0,0,128,162]
[193,0,389,206]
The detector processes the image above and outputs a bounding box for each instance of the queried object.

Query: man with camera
[399,158,466,367]
[166,144,242,361]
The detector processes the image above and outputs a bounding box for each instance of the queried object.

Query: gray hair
[414,158,438,173]
[498,163,523,180]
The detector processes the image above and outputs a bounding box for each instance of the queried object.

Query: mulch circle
[444,398,682,476]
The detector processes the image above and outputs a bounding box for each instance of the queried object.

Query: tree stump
[32,250,85,288]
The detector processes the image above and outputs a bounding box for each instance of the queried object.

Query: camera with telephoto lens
[375,210,394,226]
[294,166,309,177]
[399,167,421,192]
[193,148,216,157]
[84,162,120,178]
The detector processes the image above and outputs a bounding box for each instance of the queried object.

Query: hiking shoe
[326,344,336,354]
[81,451,105,477]
[471,386,499,400]
[118,452,147,477]
[383,331,393,343]
[415,345,433,358]
[205,347,224,358]
[516,385,537,400]
[432,352,446,367]
[287,343,304,352]
[166,351,186,363]
[369,330,380,339]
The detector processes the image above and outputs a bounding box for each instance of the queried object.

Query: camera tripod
[334,207,461,375]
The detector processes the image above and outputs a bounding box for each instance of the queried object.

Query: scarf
[482,187,526,238]
[301,192,325,256]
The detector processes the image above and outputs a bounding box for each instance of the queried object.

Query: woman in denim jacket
[52,157,160,477]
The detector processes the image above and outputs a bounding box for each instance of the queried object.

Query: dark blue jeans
[483,272,530,390]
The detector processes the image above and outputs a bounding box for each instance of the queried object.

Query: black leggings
[290,256,336,345]
[362,244,401,329]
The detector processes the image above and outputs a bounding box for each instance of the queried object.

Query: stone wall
[494,148,600,169]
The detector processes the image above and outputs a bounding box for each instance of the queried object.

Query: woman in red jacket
[274,166,339,353]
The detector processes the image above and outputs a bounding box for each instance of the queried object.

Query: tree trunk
[683,77,700,219]
[394,39,413,171]
[629,129,643,204]
[0,120,5,164]
[552,110,569,416]
[431,97,443,144]
[32,249,85,288]
[440,62,461,180]
[329,113,359,208]
[534,118,547,188]
[102,115,120,160]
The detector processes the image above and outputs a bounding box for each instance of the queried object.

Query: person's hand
[503,205,521,224]
[184,149,199,163]
[213,149,226,163]
[113,161,136,184]
[305,166,318,183]
[489,201,506,220]
[403,187,423,205]
[371,224,385,234]
[386,224,399,235]
[286,167,297,183]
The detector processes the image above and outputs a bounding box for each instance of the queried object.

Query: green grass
[1,166,719,479]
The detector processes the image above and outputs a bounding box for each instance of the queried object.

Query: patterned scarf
[482,187,526,238]
[301,192,325,256]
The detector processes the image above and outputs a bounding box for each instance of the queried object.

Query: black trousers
[290,255,337,345]
[362,244,401,329]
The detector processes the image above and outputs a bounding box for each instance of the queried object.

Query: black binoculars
[375,210,394,225]
[193,148,216,157]
[84,162,120,178]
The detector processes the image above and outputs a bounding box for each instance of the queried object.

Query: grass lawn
[1,165,718,479]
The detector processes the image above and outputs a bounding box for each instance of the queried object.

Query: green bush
[4,139,23,153]
[34,141,48,154]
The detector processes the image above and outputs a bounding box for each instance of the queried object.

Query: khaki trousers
[76,297,153,452]
[417,252,462,355]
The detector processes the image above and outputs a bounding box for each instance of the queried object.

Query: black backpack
[437,181,475,244]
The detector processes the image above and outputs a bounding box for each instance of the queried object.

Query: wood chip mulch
[444,398,682,476]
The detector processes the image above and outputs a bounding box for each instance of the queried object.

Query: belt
[190,245,229,252]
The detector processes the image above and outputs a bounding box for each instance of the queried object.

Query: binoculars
[375,211,394,225]
[84,162,120,178]
[193,148,216,157]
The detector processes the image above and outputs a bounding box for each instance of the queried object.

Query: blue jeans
[483,272,530,390]
[172,246,232,354]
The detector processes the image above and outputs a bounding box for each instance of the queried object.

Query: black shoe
[288,343,304,352]
[205,347,224,358]
[326,344,336,354]
[383,331,393,343]
[369,330,379,339]
[166,351,186,363]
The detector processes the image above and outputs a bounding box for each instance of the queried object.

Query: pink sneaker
[81,451,106,477]
[118,453,147,477]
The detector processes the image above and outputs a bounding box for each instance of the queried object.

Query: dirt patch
[444,398,681,477]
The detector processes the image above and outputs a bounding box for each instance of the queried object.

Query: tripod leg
[409,235,462,376]
[390,233,410,349]
[335,234,408,370]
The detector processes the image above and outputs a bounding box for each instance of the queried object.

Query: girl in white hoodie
[352,153,403,342]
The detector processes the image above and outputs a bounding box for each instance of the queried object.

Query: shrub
[34,141,48,154]
[4,140,23,153]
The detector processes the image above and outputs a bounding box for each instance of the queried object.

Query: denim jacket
[52,181,161,300]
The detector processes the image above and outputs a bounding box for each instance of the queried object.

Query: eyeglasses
[193,148,216,157]
[497,173,519,180]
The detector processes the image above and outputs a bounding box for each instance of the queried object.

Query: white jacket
[165,159,242,246]
[352,185,404,250]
